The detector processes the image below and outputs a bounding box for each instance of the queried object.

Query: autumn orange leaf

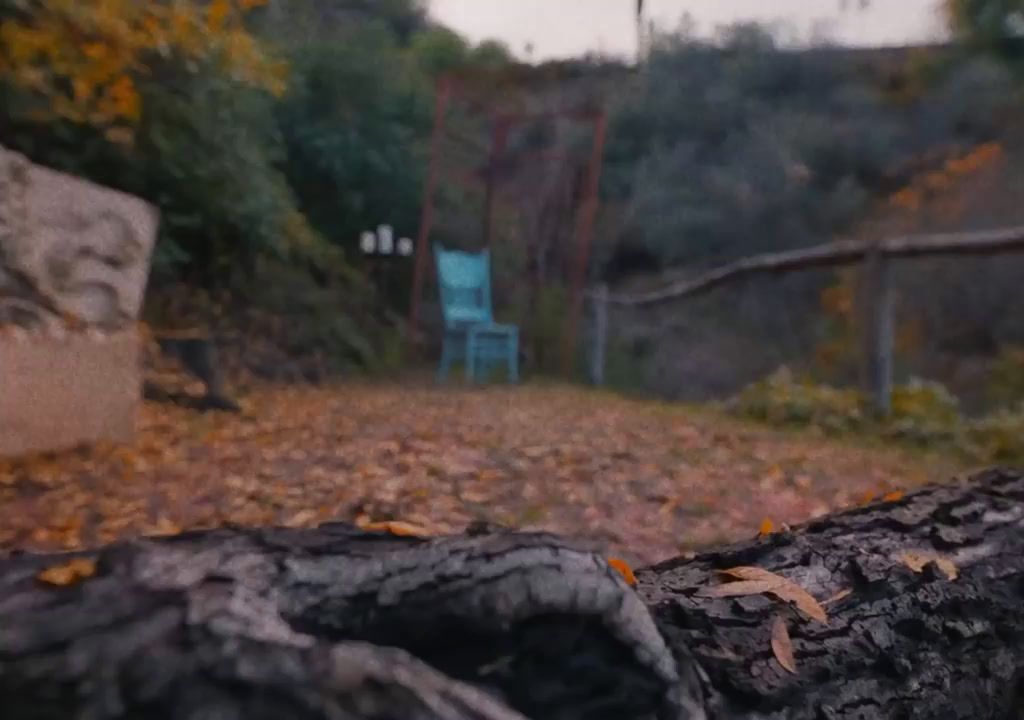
[359,520,429,538]
[770,615,797,674]
[608,557,637,586]
[897,551,958,581]
[37,557,97,586]
[882,490,905,502]
[758,518,775,536]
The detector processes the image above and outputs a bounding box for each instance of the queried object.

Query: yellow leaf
[897,551,958,581]
[37,557,97,586]
[770,615,797,674]
[608,557,637,586]
[359,519,429,538]
[758,518,775,537]
[151,516,181,537]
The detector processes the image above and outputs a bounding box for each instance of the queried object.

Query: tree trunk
[2,468,1023,720]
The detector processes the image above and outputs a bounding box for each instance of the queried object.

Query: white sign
[361,224,413,257]
[360,231,376,255]
[377,224,394,255]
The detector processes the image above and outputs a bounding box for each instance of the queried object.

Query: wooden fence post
[860,246,894,417]
[590,284,609,386]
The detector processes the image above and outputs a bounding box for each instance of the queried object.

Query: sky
[429,0,949,61]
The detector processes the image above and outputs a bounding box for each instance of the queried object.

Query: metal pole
[561,110,608,377]
[590,283,609,386]
[408,76,453,341]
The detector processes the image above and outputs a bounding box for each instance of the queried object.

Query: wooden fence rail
[586,225,1024,413]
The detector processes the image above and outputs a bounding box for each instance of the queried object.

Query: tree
[0,0,285,141]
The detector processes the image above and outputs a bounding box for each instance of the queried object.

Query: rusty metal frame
[407,71,608,379]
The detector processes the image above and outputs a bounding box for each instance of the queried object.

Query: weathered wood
[601,224,1024,308]
[2,468,1024,720]
[0,528,692,720]
[640,467,1024,719]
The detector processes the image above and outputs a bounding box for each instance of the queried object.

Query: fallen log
[1,468,1023,720]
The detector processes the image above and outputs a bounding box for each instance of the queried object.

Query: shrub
[730,368,1024,465]
[727,367,866,433]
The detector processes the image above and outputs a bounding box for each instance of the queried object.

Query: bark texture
[2,468,1024,720]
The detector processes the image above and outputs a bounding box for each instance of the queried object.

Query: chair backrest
[434,245,493,329]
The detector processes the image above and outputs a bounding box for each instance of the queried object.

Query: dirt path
[0,383,967,565]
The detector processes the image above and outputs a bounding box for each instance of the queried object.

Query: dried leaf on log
[358,520,430,537]
[703,566,828,623]
[770,615,797,674]
[37,557,96,586]
[608,557,637,586]
[822,588,853,606]
[897,551,959,580]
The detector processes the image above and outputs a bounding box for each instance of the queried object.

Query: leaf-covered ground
[0,384,968,565]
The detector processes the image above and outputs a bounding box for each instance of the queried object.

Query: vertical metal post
[408,76,453,341]
[561,110,608,377]
[481,115,510,249]
[590,284,609,386]
[860,245,894,417]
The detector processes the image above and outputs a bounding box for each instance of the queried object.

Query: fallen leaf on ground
[359,520,429,537]
[608,557,637,586]
[37,557,97,586]
[758,518,775,536]
[897,551,958,580]
[708,566,828,623]
[883,490,905,502]
[150,517,182,537]
[770,615,797,674]
[0,384,960,565]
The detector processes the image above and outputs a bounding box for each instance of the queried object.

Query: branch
[603,225,1024,307]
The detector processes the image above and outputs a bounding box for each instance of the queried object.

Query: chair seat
[468,323,517,338]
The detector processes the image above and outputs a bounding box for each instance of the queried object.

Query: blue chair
[434,245,519,383]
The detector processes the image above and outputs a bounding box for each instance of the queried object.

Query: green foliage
[965,404,1024,461]
[275,23,427,284]
[730,369,1024,464]
[947,0,1024,61]
[885,379,962,446]
[988,346,1024,408]
[410,27,471,78]
[727,368,866,433]
[138,70,297,283]
[527,286,569,375]
[604,31,1012,271]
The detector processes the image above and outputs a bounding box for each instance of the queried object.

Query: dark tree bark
[2,468,1024,720]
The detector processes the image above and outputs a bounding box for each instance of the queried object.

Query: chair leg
[508,332,519,383]
[465,334,476,383]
